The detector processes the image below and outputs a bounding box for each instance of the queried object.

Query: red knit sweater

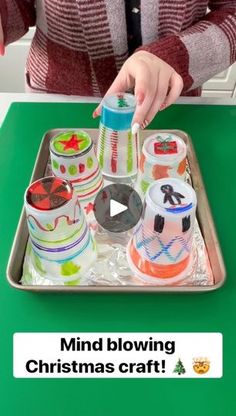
[0,0,236,96]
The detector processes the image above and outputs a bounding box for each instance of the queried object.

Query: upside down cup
[50,130,103,205]
[136,132,187,197]
[97,93,139,179]
[127,178,197,285]
[24,177,97,284]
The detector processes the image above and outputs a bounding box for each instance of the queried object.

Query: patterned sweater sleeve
[0,0,36,52]
[137,1,236,92]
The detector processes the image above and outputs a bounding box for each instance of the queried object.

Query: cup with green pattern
[50,130,103,205]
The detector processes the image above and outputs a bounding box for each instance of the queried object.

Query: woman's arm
[94,0,236,129]
[0,0,36,51]
[137,0,236,92]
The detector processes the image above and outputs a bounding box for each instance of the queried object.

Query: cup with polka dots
[50,130,103,205]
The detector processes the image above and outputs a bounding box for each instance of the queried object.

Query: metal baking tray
[6,129,226,292]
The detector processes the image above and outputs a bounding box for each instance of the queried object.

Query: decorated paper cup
[24,176,97,283]
[50,130,103,204]
[137,132,187,196]
[127,178,197,285]
[97,93,139,178]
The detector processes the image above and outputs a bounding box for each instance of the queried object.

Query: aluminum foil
[21,160,214,287]
[21,218,213,286]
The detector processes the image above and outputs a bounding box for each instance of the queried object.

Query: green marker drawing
[99,125,106,168]
[127,130,133,173]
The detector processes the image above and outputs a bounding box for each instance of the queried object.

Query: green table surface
[0,102,235,416]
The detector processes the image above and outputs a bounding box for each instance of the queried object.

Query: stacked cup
[137,132,187,197]
[50,130,103,205]
[25,176,97,284]
[97,93,139,180]
[127,178,197,285]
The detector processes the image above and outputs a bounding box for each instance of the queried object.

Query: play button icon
[110,199,127,217]
[94,184,143,233]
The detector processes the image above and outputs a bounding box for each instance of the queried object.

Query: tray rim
[6,128,226,292]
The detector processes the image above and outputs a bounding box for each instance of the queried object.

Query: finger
[92,68,131,118]
[161,72,183,109]
[143,70,170,126]
[0,44,4,56]
[0,17,4,54]
[132,64,158,128]
[92,104,102,118]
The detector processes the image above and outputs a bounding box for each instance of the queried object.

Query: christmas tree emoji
[173,358,186,375]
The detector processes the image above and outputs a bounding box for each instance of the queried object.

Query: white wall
[203,66,236,98]
[0,28,34,93]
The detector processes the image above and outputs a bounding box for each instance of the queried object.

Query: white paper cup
[127,178,197,283]
[50,130,103,204]
[97,93,139,178]
[137,132,187,197]
[24,176,97,282]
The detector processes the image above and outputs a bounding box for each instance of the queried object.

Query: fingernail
[160,103,166,111]
[141,119,148,129]
[131,123,140,135]
[92,110,99,118]
[0,43,5,56]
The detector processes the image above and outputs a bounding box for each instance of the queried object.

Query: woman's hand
[93,50,183,132]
